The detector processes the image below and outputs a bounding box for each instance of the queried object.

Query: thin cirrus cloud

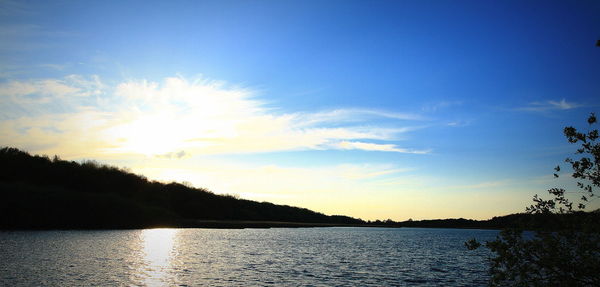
[0,75,103,99]
[517,99,581,112]
[334,141,430,154]
[0,75,429,158]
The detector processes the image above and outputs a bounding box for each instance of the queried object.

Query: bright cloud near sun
[0,75,427,158]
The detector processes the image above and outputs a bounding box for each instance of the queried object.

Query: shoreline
[1,219,505,231]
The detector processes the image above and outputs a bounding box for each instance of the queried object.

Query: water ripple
[1,227,497,286]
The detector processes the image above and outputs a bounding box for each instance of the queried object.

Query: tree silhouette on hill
[0,147,363,229]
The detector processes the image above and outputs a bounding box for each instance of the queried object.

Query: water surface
[1,227,497,286]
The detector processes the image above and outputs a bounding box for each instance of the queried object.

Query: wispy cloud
[0,75,429,158]
[449,180,513,190]
[0,75,102,100]
[421,100,463,113]
[517,99,581,112]
[0,75,104,120]
[445,120,471,127]
[298,109,425,126]
[334,141,430,154]
[156,150,189,159]
[39,63,67,71]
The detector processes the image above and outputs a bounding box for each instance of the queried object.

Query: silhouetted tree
[468,113,600,286]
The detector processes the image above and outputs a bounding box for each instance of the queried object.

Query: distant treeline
[0,147,363,229]
[371,211,600,230]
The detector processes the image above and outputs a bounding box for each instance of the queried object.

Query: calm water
[1,227,498,286]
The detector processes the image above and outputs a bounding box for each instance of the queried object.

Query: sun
[106,114,190,156]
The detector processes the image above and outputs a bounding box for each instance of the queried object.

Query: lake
[1,227,498,286]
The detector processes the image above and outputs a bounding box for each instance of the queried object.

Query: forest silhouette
[0,147,364,229]
[1,146,598,229]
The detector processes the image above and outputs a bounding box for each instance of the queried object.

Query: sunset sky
[1,0,599,220]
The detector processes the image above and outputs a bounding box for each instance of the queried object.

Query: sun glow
[99,77,258,157]
[107,114,194,156]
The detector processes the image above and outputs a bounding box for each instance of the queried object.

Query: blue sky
[1,0,599,220]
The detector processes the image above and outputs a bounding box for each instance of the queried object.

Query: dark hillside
[0,147,363,229]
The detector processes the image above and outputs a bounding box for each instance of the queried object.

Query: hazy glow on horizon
[1,0,599,220]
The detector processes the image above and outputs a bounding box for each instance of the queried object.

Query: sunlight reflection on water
[140,228,178,286]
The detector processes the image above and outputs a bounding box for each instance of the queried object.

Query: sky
[1,0,599,221]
